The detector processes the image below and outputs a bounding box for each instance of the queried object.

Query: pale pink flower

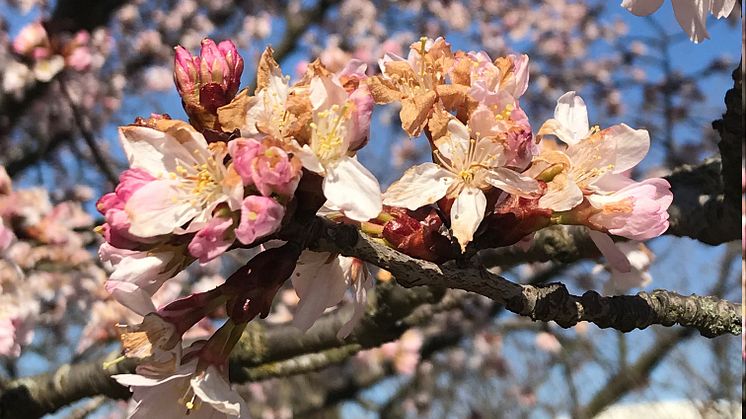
[188,216,235,263]
[234,195,284,245]
[621,0,736,43]
[295,74,382,221]
[384,117,539,250]
[0,219,13,252]
[533,91,651,212]
[119,124,243,237]
[587,176,673,241]
[97,168,158,249]
[99,243,190,313]
[0,316,34,357]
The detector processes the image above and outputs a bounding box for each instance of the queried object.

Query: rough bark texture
[305,218,742,337]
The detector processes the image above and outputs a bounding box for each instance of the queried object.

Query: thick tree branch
[303,218,742,337]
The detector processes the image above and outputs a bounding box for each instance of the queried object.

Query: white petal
[119,126,206,177]
[310,75,348,110]
[105,281,156,316]
[451,186,486,251]
[607,123,650,173]
[621,0,664,16]
[190,366,249,418]
[588,230,631,273]
[671,0,710,43]
[538,179,583,212]
[484,167,541,197]
[296,144,325,174]
[125,179,201,237]
[447,119,471,148]
[553,91,589,144]
[710,0,736,18]
[323,157,382,221]
[383,163,455,210]
[291,252,348,331]
[337,263,371,339]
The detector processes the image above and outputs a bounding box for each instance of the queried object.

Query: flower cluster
[99,36,673,417]
[11,22,94,82]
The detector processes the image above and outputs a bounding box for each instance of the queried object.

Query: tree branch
[302,218,742,337]
[579,328,694,419]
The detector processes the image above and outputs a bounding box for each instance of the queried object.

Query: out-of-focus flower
[535,331,562,354]
[291,251,372,338]
[595,241,654,294]
[621,0,736,43]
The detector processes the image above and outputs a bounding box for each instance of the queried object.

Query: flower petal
[588,230,631,273]
[383,163,455,210]
[291,252,348,331]
[323,156,382,221]
[621,0,664,16]
[125,179,200,237]
[450,186,486,251]
[485,167,541,197]
[538,174,583,211]
[671,0,710,43]
[190,366,249,418]
[607,123,650,174]
[552,91,589,144]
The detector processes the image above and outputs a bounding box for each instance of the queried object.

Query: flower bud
[173,45,200,104]
[173,39,244,132]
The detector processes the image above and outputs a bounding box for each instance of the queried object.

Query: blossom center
[311,103,352,164]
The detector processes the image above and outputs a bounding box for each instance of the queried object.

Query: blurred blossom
[143,66,174,91]
[534,331,562,354]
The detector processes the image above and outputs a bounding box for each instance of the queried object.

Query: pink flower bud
[97,168,158,249]
[188,216,234,263]
[587,178,673,241]
[228,138,264,185]
[235,196,284,245]
[198,39,244,100]
[173,45,200,103]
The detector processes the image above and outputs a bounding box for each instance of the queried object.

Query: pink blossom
[188,216,234,263]
[12,22,48,57]
[534,331,562,354]
[0,317,34,357]
[228,138,302,198]
[588,177,673,241]
[65,46,92,71]
[234,196,284,245]
[97,168,158,249]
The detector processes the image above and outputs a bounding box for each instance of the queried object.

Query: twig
[58,78,119,185]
